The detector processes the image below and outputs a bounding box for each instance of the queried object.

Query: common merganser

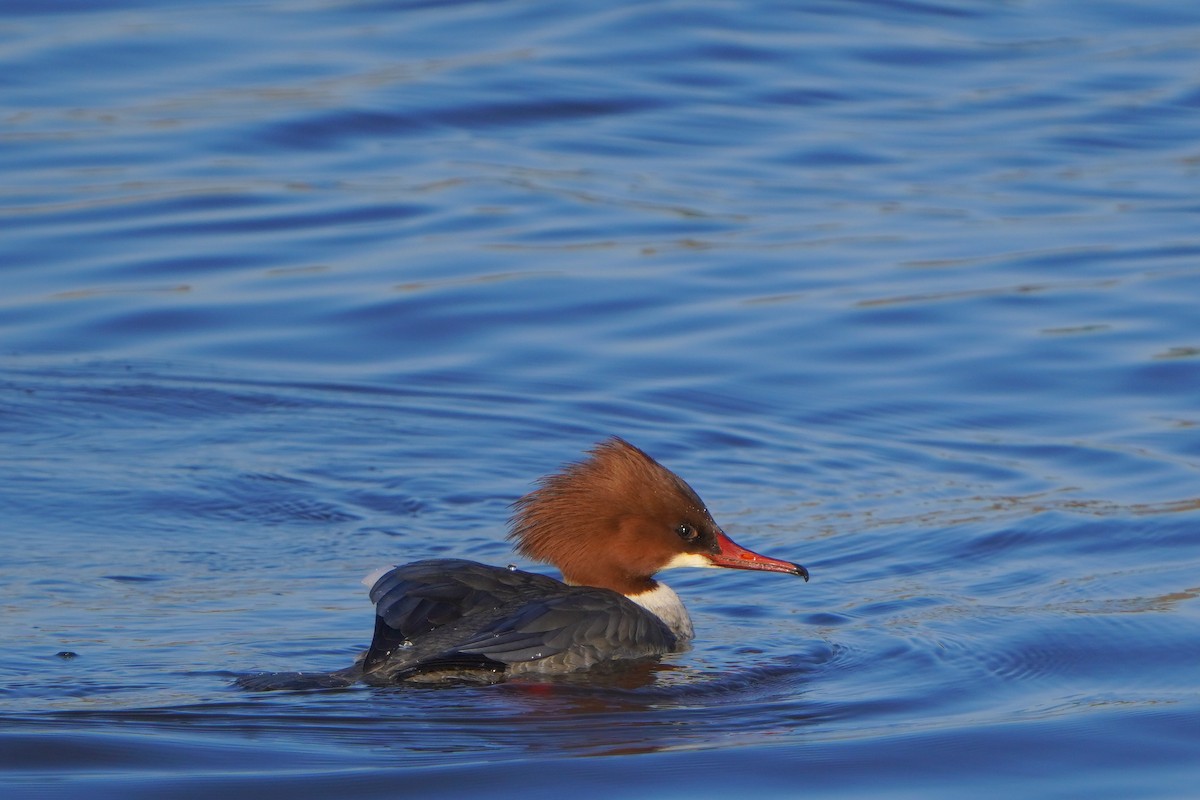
[237,437,807,690]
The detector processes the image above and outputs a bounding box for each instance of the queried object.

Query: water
[3,0,1199,797]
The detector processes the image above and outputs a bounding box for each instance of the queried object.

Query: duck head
[508,437,809,596]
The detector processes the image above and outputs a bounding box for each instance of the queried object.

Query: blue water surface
[3,0,1200,798]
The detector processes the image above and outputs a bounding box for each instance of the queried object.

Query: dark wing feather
[450,588,678,672]
[363,559,678,679]
[363,558,568,673]
[368,558,565,636]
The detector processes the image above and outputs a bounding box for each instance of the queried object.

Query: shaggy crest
[507,437,712,592]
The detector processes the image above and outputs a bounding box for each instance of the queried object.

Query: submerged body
[239,438,807,689]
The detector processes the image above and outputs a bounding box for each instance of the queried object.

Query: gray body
[237,558,679,690]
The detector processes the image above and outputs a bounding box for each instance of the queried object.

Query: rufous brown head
[508,437,808,595]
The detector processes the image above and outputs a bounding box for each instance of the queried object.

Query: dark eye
[676,523,699,542]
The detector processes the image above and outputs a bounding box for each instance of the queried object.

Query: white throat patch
[659,551,716,570]
[627,582,695,641]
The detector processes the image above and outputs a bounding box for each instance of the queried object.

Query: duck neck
[626,581,695,642]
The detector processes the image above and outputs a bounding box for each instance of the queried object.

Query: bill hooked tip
[710,530,810,582]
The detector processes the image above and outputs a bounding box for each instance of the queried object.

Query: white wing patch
[361,565,395,590]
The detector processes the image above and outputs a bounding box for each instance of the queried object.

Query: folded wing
[362,558,678,681]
